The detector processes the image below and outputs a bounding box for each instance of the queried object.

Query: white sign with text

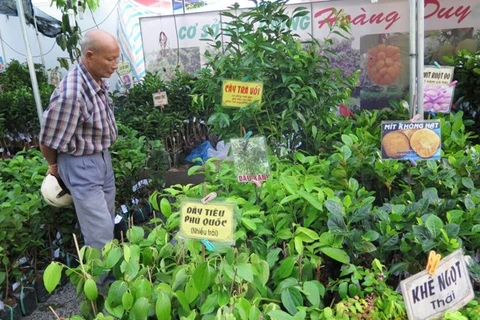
[400,249,474,320]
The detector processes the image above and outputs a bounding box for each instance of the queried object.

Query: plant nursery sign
[152,90,168,107]
[423,65,455,113]
[230,136,270,183]
[381,120,441,160]
[400,249,474,320]
[179,199,234,243]
[221,79,263,108]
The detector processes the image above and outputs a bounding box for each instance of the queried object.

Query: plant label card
[222,79,263,108]
[400,249,474,320]
[152,91,168,107]
[381,120,441,160]
[423,66,455,114]
[179,199,234,243]
[230,136,270,183]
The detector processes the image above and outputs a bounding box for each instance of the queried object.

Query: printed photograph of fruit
[381,122,441,160]
[423,84,454,113]
[366,44,402,86]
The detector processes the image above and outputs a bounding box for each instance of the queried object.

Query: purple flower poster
[423,65,455,113]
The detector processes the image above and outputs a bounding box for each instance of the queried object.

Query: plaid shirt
[40,62,118,156]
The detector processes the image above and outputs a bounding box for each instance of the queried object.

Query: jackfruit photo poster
[359,27,478,110]
[381,120,442,160]
[230,136,270,183]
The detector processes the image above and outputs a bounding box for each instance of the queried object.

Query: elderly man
[39,29,120,250]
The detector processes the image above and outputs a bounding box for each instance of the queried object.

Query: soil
[22,283,79,320]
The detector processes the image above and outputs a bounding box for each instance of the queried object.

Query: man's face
[87,43,120,81]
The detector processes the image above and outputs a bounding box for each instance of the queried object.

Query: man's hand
[47,163,59,177]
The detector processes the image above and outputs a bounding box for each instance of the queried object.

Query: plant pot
[13,286,37,316]
[33,272,51,303]
[0,297,22,320]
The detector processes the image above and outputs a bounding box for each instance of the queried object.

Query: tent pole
[408,0,416,118]
[16,0,44,126]
[416,0,425,119]
[0,27,7,64]
[32,7,47,74]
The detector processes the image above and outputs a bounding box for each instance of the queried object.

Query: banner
[140,0,479,107]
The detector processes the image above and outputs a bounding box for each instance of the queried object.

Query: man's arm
[40,143,58,176]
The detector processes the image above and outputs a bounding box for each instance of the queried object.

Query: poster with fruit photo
[381,120,441,160]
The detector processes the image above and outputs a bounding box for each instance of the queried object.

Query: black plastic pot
[33,272,51,303]
[0,298,22,320]
[13,286,37,316]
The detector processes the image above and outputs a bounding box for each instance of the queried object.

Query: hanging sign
[179,199,234,243]
[400,249,474,320]
[381,120,441,160]
[423,66,455,113]
[230,136,270,182]
[222,79,264,108]
[117,62,133,89]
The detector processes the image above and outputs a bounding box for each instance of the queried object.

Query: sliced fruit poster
[381,120,441,160]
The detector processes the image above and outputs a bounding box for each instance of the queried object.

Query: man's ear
[85,50,94,60]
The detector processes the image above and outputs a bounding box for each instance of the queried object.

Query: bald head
[80,29,120,82]
[80,29,118,57]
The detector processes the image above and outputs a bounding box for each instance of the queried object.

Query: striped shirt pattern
[40,62,118,156]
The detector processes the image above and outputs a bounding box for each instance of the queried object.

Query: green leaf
[122,291,134,311]
[241,217,257,231]
[338,282,348,299]
[107,281,129,308]
[174,290,191,312]
[303,280,324,308]
[327,212,346,234]
[43,262,63,293]
[104,246,123,268]
[324,199,343,215]
[193,262,210,292]
[253,259,270,286]
[319,247,350,264]
[200,292,218,315]
[341,134,354,146]
[268,310,294,320]
[84,278,98,301]
[425,215,444,237]
[295,227,319,243]
[276,256,296,279]
[412,225,433,241]
[297,190,323,210]
[281,287,303,315]
[236,263,254,282]
[461,177,475,190]
[340,145,352,160]
[129,297,150,320]
[160,198,172,218]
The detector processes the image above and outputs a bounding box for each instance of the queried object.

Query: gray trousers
[57,150,116,250]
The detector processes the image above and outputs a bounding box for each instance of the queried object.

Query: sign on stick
[400,249,474,320]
